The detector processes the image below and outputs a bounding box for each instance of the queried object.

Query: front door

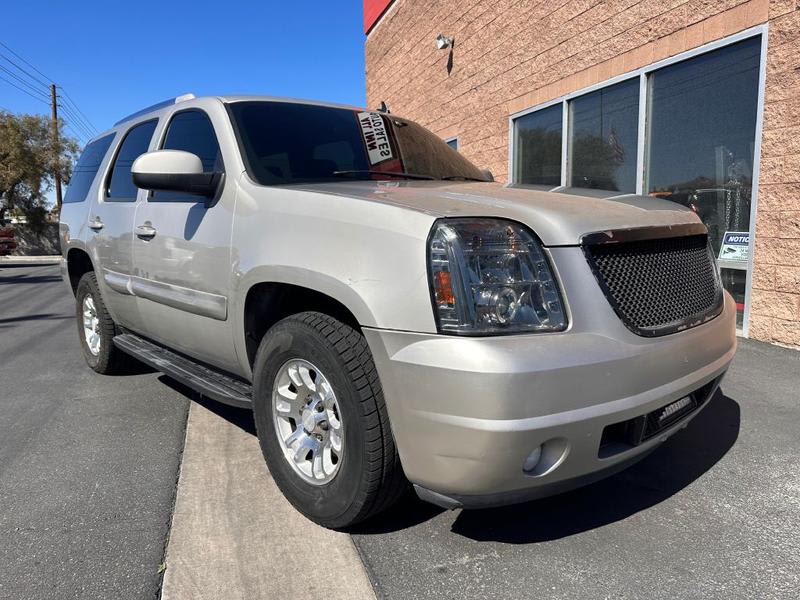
[131,108,239,373]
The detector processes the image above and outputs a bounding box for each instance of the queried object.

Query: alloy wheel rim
[272,358,343,485]
[82,295,101,356]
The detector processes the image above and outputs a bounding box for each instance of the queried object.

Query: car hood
[288,181,699,246]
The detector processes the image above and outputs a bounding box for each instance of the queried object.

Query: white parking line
[161,401,376,600]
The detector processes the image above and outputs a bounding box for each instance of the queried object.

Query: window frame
[104,118,159,203]
[149,107,224,203]
[508,24,769,337]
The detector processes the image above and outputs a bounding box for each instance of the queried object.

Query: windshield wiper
[332,170,435,180]
[441,175,489,182]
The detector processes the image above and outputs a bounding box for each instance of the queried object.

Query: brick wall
[365,0,800,346]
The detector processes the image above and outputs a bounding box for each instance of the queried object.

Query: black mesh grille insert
[584,234,723,337]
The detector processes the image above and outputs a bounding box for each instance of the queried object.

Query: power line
[0,73,49,105]
[59,106,95,140]
[0,41,52,87]
[58,101,96,138]
[58,88,98,134]
[0,62,49,99]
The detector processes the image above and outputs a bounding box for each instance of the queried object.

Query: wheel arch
[238,268,377,371]
[66,247,96,295]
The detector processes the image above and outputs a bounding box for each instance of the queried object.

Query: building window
[646,37,760,328]
[514,103,562,186]
[445,137,459,151]
[569,78,639,193]
[510,32,763,332]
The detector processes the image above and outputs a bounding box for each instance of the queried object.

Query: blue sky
[1,0,367,143]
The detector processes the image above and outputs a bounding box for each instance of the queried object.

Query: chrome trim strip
[130,275,227,320]
[103,268,133,295]
[580,223,708,246]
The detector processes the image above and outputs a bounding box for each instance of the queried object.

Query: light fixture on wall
[435,33,454,50]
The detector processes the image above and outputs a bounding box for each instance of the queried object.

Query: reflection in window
[721,268,746,329]
[569,79,639,192]
[514,103,562,186]
[647,37,761,255]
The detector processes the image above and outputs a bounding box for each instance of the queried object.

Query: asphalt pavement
[1,263,798,600]
[0,264,189,600]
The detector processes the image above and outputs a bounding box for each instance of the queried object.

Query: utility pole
[50,83,63,209]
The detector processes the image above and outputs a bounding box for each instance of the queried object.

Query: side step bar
[113,333,252,408]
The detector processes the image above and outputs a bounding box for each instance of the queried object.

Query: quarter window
[106,120,157,202]
[63,134,115,204]
[152,110,222,202]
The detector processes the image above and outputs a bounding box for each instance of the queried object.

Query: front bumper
[363,251,737,508]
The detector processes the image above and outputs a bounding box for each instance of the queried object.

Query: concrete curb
[0,255,62,266]
[161,401,376,600]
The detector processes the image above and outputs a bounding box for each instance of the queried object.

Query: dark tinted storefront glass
[107,120,157,201]
[569,78,639,192]
[647,37,761,254]
[514,103,562,186]
[153,110,222,202]
[63,134,115,203]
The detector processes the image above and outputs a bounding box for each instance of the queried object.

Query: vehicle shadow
[159,376,257,435]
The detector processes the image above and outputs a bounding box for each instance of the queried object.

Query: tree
[0,111,78,228]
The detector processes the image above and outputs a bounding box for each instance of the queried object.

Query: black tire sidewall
[253,320,370,527]
[75,272,113,372]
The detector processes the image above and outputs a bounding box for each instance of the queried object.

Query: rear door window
[152,110,222,202]
[63,134,115,204]
[106,120,158,202]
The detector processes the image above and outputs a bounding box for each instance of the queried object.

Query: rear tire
[252,311,407,528]
[75,272,132,374]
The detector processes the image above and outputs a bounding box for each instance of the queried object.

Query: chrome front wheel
[272,358,344,485]
[82,295,101,356]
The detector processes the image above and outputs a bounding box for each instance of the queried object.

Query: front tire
[75,272,131,374]
[252,312,407,528]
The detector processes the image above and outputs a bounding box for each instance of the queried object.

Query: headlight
[428,218,567,335]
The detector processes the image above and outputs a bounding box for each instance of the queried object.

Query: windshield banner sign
[357,112,394,165]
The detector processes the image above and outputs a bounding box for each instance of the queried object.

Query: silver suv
[60,94,736,527]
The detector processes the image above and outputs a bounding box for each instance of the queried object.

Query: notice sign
[719,231,750,263]
[357,112,393,165]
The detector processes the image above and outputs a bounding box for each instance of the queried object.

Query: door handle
[87,218,104,231]
[135,224,157,239]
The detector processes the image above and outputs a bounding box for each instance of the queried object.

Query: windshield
[228,101,489,185]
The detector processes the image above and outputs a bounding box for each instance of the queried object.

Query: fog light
[522,445,543,473]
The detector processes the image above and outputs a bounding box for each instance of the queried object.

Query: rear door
[130,106,239,373]
[87,120,158,327]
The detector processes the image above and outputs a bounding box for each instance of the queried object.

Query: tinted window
[228,102,488,185]
[152,110,222,201]
[569,78,639,193]
[107,120,157,201]
[446,138,459,151]
[514,103,562,186]
[63,134,115,203]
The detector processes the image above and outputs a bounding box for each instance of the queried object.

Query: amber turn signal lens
[433,271,455,307]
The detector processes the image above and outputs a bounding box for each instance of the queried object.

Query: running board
[113,333,252,408]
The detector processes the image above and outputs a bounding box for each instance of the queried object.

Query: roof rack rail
[113,93,196,126]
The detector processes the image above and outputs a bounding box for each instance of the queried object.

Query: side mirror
[132,150,222,198]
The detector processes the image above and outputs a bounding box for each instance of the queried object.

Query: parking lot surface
[0,264,189,600]
[1,263,798,600]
